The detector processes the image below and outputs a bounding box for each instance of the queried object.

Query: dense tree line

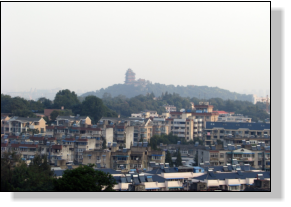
[98,92,269,122]
[81,82,253,102]
[1,90,118,124]
[1,152,116,192]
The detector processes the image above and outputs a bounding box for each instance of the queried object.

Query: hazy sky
[1,2,270,95]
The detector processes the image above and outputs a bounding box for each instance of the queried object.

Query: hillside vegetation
[81,82,253,102]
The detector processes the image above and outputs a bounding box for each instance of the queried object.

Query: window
[152,156,162,160]
[88,156,91,160]
[220,153,224,158]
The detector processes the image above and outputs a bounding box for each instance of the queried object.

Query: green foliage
[12,109,37,118]
[53,165,117,191]
[38,97,53,109]
[102,137,106,149]
[80,96,117,124]
[193,153,198,166]
[175,148,183,167]
[1,94,45,114]
[81,83,253,102]
[1,153,54,191]
[53,89,80,109]
[50,109,73,122]
[165,151,173,167]
[82,91,269,122]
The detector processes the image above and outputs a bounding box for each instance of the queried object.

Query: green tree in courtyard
[165,151,173,167]
[175,148,183,167]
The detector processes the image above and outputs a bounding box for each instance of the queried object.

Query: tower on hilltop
[125,68,136,85]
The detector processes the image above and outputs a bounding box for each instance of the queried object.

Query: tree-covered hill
[81,82,253,102]
[99,92,270,122]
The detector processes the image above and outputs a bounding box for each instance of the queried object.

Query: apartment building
[6,117,46,136]
[204,122,270,146]
[217,114,252,123]
[56,115,91,127]
[151,118,170,136]
[131,110,158,118]
[132,119,153,143]
[197,146,270,169]
[83,149,112,168]
[163,105,177,112]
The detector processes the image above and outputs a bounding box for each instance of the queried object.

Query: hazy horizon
[1,2,270,97]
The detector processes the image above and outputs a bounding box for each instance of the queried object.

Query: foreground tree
[1,153,54,191]
[53,164,117,191]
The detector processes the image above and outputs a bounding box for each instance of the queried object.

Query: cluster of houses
[1,102,270,191]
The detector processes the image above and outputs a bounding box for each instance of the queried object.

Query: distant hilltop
[81,69,253,102]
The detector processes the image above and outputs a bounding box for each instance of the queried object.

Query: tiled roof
[52,145,62,150]
[206,122,270,130]
[1,143,8,147]
[29,137,45,141]
[195,171,270,181]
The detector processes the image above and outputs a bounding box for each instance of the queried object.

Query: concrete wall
[125,126,134,149]
[105,128,113,145]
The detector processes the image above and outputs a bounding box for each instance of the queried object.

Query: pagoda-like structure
[125,68,136,85]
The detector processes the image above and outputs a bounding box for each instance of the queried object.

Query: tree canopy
[1,153,54,191]
[165,151,173,167]
[53,164,117,191]
[175,148,183,167]
[53,89,80,109]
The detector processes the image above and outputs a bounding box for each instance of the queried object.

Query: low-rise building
[6,117,46,136]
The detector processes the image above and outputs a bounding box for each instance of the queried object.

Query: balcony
[173,124,185,127]
[210,157,219,161]
[117,137,125,141]
[177,134,185,138]
[172,129,185,132]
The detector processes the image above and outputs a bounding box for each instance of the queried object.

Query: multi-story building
[151,118,170,136]
[131,111,158,118]
[163,105,177,112]
[56,115,91,127]
[217,114,252,123]
[197,145,270,169]
[6,117,46,136]
[204,122,270,146]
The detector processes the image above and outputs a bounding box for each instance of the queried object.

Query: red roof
[11,144,38,148]
[106,125,114,128]
[63,138,75,141]
[76,139,88,142]
[1,143,8,147]
[8,136,20,139]
[47,137,57,141]
[44,109,61,117]
[29,137,45,141]
[213,111,229,114]
[52,145,62,150]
